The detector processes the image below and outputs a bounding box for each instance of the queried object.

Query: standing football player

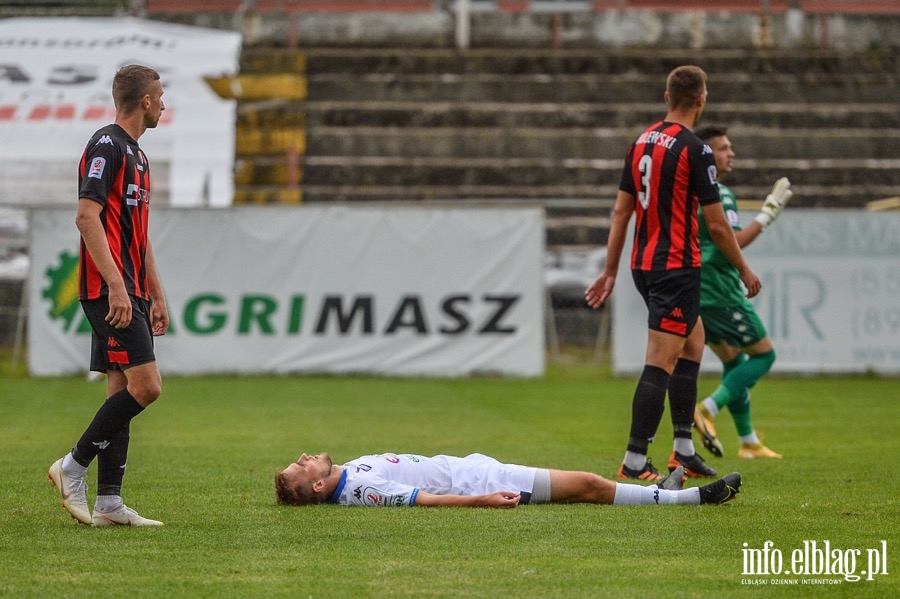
[586,66,761,482]
[692,125,791,460]
[48,65,168,526]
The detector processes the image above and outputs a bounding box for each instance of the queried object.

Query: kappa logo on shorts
[669,307,684,319]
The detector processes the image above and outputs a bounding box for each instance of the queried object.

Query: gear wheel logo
[43,250,90,334]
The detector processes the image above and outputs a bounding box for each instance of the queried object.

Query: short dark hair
[112,65,160,113]
[666,65,707,111]
[694,125,728,142]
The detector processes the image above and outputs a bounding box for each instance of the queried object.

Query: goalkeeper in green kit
[693,125,792,460]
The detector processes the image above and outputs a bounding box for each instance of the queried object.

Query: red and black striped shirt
[619,121,720,271]
[77,124,152,301]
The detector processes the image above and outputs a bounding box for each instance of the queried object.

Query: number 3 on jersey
[637,154,652,210]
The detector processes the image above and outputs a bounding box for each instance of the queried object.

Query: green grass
[1,363,897,598]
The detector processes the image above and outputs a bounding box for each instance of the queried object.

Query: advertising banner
[613,211,900,375]
[0,17,241,207]
[29,206,545,377]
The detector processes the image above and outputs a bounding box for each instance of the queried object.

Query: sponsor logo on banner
[42,251,522,339]
[31,206,544,376]
[42,250,91,334]
[0,17,240,206]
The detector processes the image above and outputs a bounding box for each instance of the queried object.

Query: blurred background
[1,0,898,373]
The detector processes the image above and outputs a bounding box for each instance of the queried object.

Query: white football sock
[94,495,123,513]
[623,451,647,471]
[62,452,88,478]
[613,483,701,506]
[740,432,761,445]
[673,438,694,455]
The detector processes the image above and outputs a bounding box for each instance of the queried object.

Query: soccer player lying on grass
[275,452,741,508]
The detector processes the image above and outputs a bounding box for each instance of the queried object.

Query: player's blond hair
[274,469,320,506]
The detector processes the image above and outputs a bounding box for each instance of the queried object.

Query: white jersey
[329,453,538,507]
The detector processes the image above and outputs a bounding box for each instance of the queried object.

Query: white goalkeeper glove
[754,177,792,229]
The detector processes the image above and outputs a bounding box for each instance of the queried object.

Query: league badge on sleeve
[88,157,106,180]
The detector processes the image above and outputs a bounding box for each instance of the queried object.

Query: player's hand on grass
[480,492,521,509]
[755,177,792,229]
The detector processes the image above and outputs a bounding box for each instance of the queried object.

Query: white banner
[0,17,241,207]
[29,206,545,377]
[613,211,900,375]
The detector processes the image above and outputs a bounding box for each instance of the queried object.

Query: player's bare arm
[586,190,635,308]
[75,198,132,328]
[144,239,169,336]
[414,490,521,509]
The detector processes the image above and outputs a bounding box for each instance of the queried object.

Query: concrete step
[304,72,897,104]
[242,48,899,77]
[302,126,900,160]
[236,127,306,156]
[233,186,303,204]
[233,179,888,208]
[235,155,899,191]
[207,74,307,100]
[237,100,900,129]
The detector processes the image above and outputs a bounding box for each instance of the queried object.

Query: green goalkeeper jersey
[698,183,747,308]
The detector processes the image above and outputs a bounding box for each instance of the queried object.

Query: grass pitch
[1,362,897,598]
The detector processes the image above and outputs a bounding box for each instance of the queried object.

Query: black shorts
[81,296,156,373]
[631,268,701,338]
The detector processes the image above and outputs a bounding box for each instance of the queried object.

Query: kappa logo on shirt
[95,135,113,146]
[88,157,106,179]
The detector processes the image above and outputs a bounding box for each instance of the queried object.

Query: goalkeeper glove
[754,177,792,229]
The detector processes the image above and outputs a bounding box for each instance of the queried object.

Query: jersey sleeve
[693,143,721,207]
[344,474,419,507]
[78,138,121,207]
[618,145,637,195]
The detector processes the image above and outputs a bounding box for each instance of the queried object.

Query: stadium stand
[2,1,898,225]
[140,1,899,244]
[0,1,897,348]
[0,1,131,16]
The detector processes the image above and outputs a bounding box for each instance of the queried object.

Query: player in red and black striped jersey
[48,65,169,527]
[586,66,761,483]
[77,122,152,302]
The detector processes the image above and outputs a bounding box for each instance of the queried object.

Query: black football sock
[97,422,130,497]
[626,365,670,456]
[72,389,144,467]
[668,358,701,455]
